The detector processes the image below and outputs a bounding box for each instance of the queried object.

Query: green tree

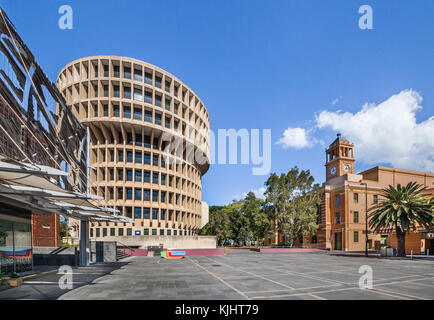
[265,167,323,247]
[369,182,434,257]
[60,221,69,237]
[200,206,232,246]
[242,192,273,246]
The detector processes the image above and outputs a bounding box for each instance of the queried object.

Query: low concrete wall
[120,248,224,257]
[251,248,320,253]
[93,235,217,249]
[33,246,78,266]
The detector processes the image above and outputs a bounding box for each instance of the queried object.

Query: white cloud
[276,127,312,149]
[331,96,342,107]
[316,89,434,173]
[234,186,266,201]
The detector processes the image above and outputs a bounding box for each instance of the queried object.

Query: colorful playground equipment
[160,250,186,259]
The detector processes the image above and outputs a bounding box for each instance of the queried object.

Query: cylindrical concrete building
[57,56,210,240]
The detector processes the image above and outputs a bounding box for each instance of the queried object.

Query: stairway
[116,248,132,261]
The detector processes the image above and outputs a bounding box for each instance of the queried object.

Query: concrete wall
[93,235,217,249]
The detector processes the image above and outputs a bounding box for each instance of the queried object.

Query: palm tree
[369,182,434,257]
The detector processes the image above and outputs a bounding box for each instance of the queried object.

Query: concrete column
[79,220,90,266]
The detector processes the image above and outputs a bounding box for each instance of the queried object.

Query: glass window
[354,193,359,203]
[110,228,115,236]
[174,103,178,114]
[161,174,166,185]
[165,117,170,128]
[144,110,152,122]
[135,189,142,201]
[127,151,133,162]
[126,188,132,200]
[123,87,131,99]
[153,173,159,184]
[155,76,162,88]
[118,188,124,200]
[123,106,131,118]
[113,105,120,117]
[160,229,164,236]
[167,229,171,236]
[354,211,359,223]
[335,212,341,224]
[143,208,150,219]
[335,195,340,207]
[174,230,177,236]
[96,228,100,237]
[113,65,120,77]
[109,169,114,180]
[161,192,166,202]
[127,133,133,145]
[354,231,359,243]
[153,155,159,166]
[134,207,141,219]
[118,169,123,180]
[125,207,132,218]
[134,88,142,101]
[144,189,150,201]
[103,228,107,237]
[94,85,98,98]
[126,169,132,181]
[152,138,158,149]
[165,98,170,110]
[145,91,152,104]
[135,133,142,146]
[135,152,142,163]
[165,80,171,92]
[143,229,149,235]
[161,157,166,168]
[134,69,142,82]
[135,170,142,182]
[152,229,157,235]
[145,72,152,85]
[90,228,94,237]
[113,85,120,97]
[155,95,162,107]
[118,150,124,162]
[94,65,98,77]
[118,228,124,236]
[103,105,108,116]
[124,66,131,79]
[133,108,142,120]
[144,153,151,165]
[144,171,150,183]
[127,228,132,236]
[373,195,378,204]
[152,190,158,202]
[152,209,158,220]
[144,135,151,148]
[103,85,109,97]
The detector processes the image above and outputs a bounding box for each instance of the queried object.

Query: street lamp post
[361,182,368,257]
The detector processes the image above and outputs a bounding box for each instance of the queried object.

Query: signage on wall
[135,231,141,236]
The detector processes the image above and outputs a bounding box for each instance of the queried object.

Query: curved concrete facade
[57,56,210,238]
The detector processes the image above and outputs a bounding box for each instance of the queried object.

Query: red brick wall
[32,213,60,247]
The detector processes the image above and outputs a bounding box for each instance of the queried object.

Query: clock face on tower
[330,166,337,175]
[343,164,350,173]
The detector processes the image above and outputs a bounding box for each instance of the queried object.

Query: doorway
[334,232,342,250]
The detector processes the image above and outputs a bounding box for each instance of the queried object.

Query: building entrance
[334,232,342,250]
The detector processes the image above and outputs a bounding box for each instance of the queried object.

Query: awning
[0,158,134,224]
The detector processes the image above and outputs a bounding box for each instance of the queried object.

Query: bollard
[411,250,413,260]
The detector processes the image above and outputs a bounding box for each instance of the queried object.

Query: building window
[161,192,166,202]
[113,65,120,77]
[161,209,165,220]
[144,189,150,201]
[126,188,132,200]
[174,230,177,236]
[155,95,161,107]
[152,190,158,202]
[354,211,359,223]
[153,155,159,166]
[155,76,162,88]
[144,171,150,183]
[135,170,142,182]
[143,229,149,235]
[90,228,94,237]
[135,152,142,163]
[96,228,100,237]
[152,229,157,235]
[354,193,359,203]
[165,80,171,92]
[103,65,109,77]
[127,151,133,163]
[118,169,124,180]
[155,114,162,125]
[133,107,142,120]
[153,173,159,184]
[118,188,124,200]
[161,174,166,185]
[113,85,120,97]
[118,150,124,162]
[127,228,132,236]
[123,106,131,118]
[118,228,124,236]
[373,195,378,204]
[160,229,164,236]
[125,207,132,218]
[135,189,142,201]
[123,87,131,99]
[144,110,152,122]
[127,132,133,145]
[152,209,158,220]
[113,105,120,117]
[165,117,170,128]
[124,66,131,79]
[144,135,151,148]
[335,195,340,207]
[174,85,178,97]
[165,98,170,110]
[134,69,142,82]
[143,208,150,219]
[103,228,107,237]
[335,212,341,224]
[145,91,152,104]
[145,72,152,85]
[144,153,151,165]
[110,228,115,236]
[135,133,142,146]
[354,231,359,243]
[134,88,142,101]
[134,207,142,219]
[94,85,98,98]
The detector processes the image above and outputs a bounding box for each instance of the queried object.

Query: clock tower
[325,133,355,181]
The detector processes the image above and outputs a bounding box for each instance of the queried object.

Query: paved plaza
[57,252,434,300]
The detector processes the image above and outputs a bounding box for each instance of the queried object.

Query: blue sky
[2,0,433,205]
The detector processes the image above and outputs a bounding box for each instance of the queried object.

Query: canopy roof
[0,157,133,223]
